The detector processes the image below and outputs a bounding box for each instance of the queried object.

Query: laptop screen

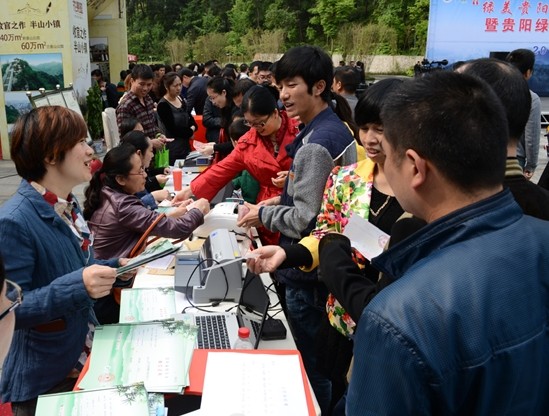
[237,271,270,348]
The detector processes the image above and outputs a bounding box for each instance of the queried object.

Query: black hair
[221,67,237,80]
[207,77,236,129]
[258,61,272,72]
[240,63,249,72]
[381,71,508,192]
[207,65,222,78]
[459,58,531,142]
[119,69,128,80]
[355,78,404,127]
[229,117,251,142]
[207,76,235,101]
[119,117,142,137]
[249,61,261,72]
[275,45,334,103]
[178,67,194,78]
[120,130,150,153]
[91,69,103,79]
[84,143,138,220]
[505,48,535,75]
[131,64,154,80]
[157,71,180,97]
[334,66,360,93]
[234,78,256,97]
[240,84,279,116]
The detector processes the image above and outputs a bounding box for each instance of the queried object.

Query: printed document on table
[78,322,197,393]
[342,213,390,260]
[35,383,155,415]
[119,288,176,323]
[201,352,309,416]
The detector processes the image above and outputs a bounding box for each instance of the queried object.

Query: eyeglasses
[0,280,23,322]
[244,113,272,129]
[127,167,146,176]
[258,74,272,81]
[208,94,220,101]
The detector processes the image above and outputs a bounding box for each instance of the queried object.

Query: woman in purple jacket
[83,143,209,323]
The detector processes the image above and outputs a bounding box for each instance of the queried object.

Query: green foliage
[5,105,20,124]
[126,0,429,61]
[309,0,356,49]
[227,0,253,55]
[264,0,298,43]
[192,33,228,63]
[86,83,103,141]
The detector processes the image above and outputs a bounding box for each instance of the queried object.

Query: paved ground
[0,134,547,206]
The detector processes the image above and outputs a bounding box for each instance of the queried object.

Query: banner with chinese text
[0,0,91,158]
[426,0,549,95]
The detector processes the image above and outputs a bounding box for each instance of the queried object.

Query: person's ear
[405,149,428,189]
[314,80,326,97]
[115,175,127,187]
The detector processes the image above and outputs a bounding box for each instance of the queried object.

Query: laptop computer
[194,271,270,349]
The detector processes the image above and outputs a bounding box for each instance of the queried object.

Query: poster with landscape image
[1,53,64,92]
[0,53,64,123]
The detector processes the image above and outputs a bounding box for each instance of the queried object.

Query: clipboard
[185,349,317,416]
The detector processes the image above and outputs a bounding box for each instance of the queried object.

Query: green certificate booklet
[36,383,161,415]
[119,287,176,323]
[78,322,197,393]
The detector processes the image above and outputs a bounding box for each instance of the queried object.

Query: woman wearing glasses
[0,257,20,364]
[173,85,299,245]
[83,144,209,324]
[0,106,124,414]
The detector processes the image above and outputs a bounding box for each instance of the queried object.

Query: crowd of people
[1,46,548,416]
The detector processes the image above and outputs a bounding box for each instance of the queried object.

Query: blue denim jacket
[346,190,549,414]
[0,180,118,402]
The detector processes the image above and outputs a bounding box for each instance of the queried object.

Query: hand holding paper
[342,213,389,260]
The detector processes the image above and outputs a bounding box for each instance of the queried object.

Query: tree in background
[125,0,428,65]
[308,0,356,51]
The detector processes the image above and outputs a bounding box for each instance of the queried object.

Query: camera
[414,59,448,78]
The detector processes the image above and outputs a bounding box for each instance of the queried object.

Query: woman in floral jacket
[246,78,406,410]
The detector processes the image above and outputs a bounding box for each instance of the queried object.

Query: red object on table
[75,349,316,415]
[192,115,207,147]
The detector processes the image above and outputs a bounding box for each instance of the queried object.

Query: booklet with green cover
[35,383,163,416]
[119,287,176,323]
[116,240,179,276]
[78,322,197,393]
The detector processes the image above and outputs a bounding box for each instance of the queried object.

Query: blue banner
[426,0,549,96]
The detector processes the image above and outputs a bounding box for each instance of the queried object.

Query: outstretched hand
[246,245,287,274]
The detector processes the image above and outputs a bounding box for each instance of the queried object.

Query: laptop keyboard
[196,315,231,349]
[250,320,261,338]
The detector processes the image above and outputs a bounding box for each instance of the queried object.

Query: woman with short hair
[0,106,123,413]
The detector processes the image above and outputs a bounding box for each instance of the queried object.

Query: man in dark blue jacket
[328,71,549,414]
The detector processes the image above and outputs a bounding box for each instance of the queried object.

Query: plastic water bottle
[233,327,254,349]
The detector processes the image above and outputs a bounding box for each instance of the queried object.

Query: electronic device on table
[175,228,243,303]
[192,201,246,238]
[193,270,270,349]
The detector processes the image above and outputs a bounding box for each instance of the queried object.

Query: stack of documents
[119,287,176,323]
[77,321,197,393]
[116,240,179,276]
[36,383,165,415]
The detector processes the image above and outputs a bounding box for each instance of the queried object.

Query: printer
[192,201,245,238]
[175,228,243,303]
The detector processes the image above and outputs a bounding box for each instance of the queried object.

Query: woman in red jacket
[174,84,299,244]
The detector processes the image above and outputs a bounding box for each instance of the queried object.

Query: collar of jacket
[372,189,520,279]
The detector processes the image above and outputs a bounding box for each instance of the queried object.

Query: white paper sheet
[342,213,390,260]
[201,352,309,416]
